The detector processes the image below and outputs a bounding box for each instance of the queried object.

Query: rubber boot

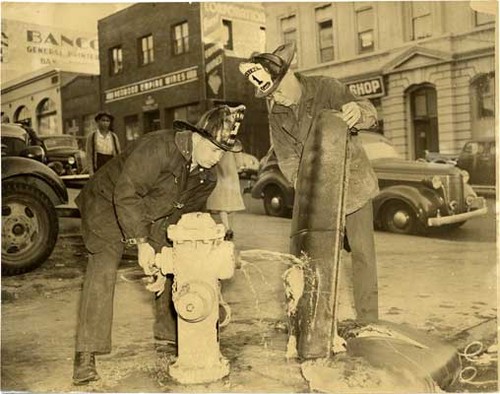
[73,352,100,385]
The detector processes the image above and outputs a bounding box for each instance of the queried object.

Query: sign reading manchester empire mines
[105,66,199,103]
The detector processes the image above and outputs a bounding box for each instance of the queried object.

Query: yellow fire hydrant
[155,212,235,384]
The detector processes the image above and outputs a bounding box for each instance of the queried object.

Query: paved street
[1,191,497,392]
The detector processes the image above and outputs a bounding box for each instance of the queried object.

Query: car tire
[263,185,290,218]
[2,182,59,276]
[382,201,419,235]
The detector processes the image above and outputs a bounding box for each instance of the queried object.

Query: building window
[138,34,154,65]
[356,7,374,53]
[172,21,189,55]
[14,106,31,126]
[280,15,297,46]
[411,2,432,40]
[315,5,334,63]
[37,98,58,135]
[222,19,233,50]
[109,46,123,75]
[125,115,141,141]
[473,73,495,118]
[475,11,495,26]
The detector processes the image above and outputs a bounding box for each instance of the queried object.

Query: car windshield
[362,140,402,161]
[43,137,78,150]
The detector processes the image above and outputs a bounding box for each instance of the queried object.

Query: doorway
[410,85,439,159]
[143,110,160,133]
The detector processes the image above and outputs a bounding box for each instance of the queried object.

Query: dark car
[1,123,69,275]
[252,132,488,235]
[39,135,88,176]
[457,137,496,195]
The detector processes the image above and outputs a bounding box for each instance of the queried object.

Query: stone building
[98,2,269,158]
[264,2,495,159]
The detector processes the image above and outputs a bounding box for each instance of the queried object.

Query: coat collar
[174,130,193,161]
[270,72,314,115]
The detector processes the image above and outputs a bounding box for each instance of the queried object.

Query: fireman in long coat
[240,43,379,324]
[72,105,245,385]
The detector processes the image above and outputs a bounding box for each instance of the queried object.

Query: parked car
[39,135,88,176]
[457,137,496,194]
[423,150,458,166]
[1,123,69,275]
[252,132,488,235]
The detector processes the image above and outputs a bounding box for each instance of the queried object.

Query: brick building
[98,2,269,158]
[264,2,495,159]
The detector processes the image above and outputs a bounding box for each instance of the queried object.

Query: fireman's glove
[138,242,158,276]
[342,102,362,129]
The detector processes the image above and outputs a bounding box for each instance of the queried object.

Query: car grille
[444,175,464,212]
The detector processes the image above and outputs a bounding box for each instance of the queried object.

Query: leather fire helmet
[174,104,246,152]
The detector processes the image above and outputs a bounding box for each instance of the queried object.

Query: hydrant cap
[168,212,224,241]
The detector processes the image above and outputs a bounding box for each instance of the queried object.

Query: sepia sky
[1,2,131,33]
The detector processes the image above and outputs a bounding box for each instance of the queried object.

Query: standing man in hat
[73,104,246,385]
[85,111,121,175]
[239,43,379,324]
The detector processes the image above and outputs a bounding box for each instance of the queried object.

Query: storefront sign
[1,18,99,83]
[104,66,199,103]
[346,76,385,99]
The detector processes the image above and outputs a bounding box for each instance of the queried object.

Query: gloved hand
[137,242,158,276]
[342,102,362,129]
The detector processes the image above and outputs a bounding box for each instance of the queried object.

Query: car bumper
[427,197,488,227]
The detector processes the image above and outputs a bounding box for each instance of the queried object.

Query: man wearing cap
[73,104,245,385]
[240,43,379,324]
[86,111,121,175]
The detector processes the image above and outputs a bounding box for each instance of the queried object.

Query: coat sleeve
[113,140,171,240]
[325,78,378,130]
[85,132,94,176]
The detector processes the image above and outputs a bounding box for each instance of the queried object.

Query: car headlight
[431,175,443,189]
[460,169,470,183]
[67,156,76,165]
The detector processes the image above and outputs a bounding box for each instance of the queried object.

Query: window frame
[355,6,375,54]
[410,3,432,40]
[172,21,189,55]
[109,45,123,76]
[138,34,154,66]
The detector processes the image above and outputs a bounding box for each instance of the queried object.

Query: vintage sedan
[252,132,488,234]
[457,137,496,195]
[39,135,87,176]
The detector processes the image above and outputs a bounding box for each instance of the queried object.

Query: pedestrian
[85,111,121,175]
[239,43,379,323]
[206,151,246,241]
[73,104,246,386]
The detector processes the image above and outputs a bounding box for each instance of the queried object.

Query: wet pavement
[1,193,497,392]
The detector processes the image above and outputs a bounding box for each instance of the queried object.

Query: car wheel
[382,201,418,235]
[2,182,59,275]
[263,185,290,218]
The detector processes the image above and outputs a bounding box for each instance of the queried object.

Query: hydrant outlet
[175,281,216,322]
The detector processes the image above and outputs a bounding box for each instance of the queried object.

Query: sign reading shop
[346,76,385,99]
[105,66,199,103]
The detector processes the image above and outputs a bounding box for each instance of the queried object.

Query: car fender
[251,170,295,207]
[373,185,442,227]
[2,156,68,206]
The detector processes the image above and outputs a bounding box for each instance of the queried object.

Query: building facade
[1,68,99,135]
[264,1,496,159]
[98,2,269,158]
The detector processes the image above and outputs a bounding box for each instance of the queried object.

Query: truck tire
[2,182,59,275]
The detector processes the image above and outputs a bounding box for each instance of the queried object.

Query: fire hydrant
[155,212,235,384]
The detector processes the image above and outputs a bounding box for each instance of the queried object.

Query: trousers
[75,240,177,353]
[345,201,379,322]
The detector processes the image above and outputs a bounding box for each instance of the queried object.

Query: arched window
[37,98,58,135]
[13,106,32,126]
